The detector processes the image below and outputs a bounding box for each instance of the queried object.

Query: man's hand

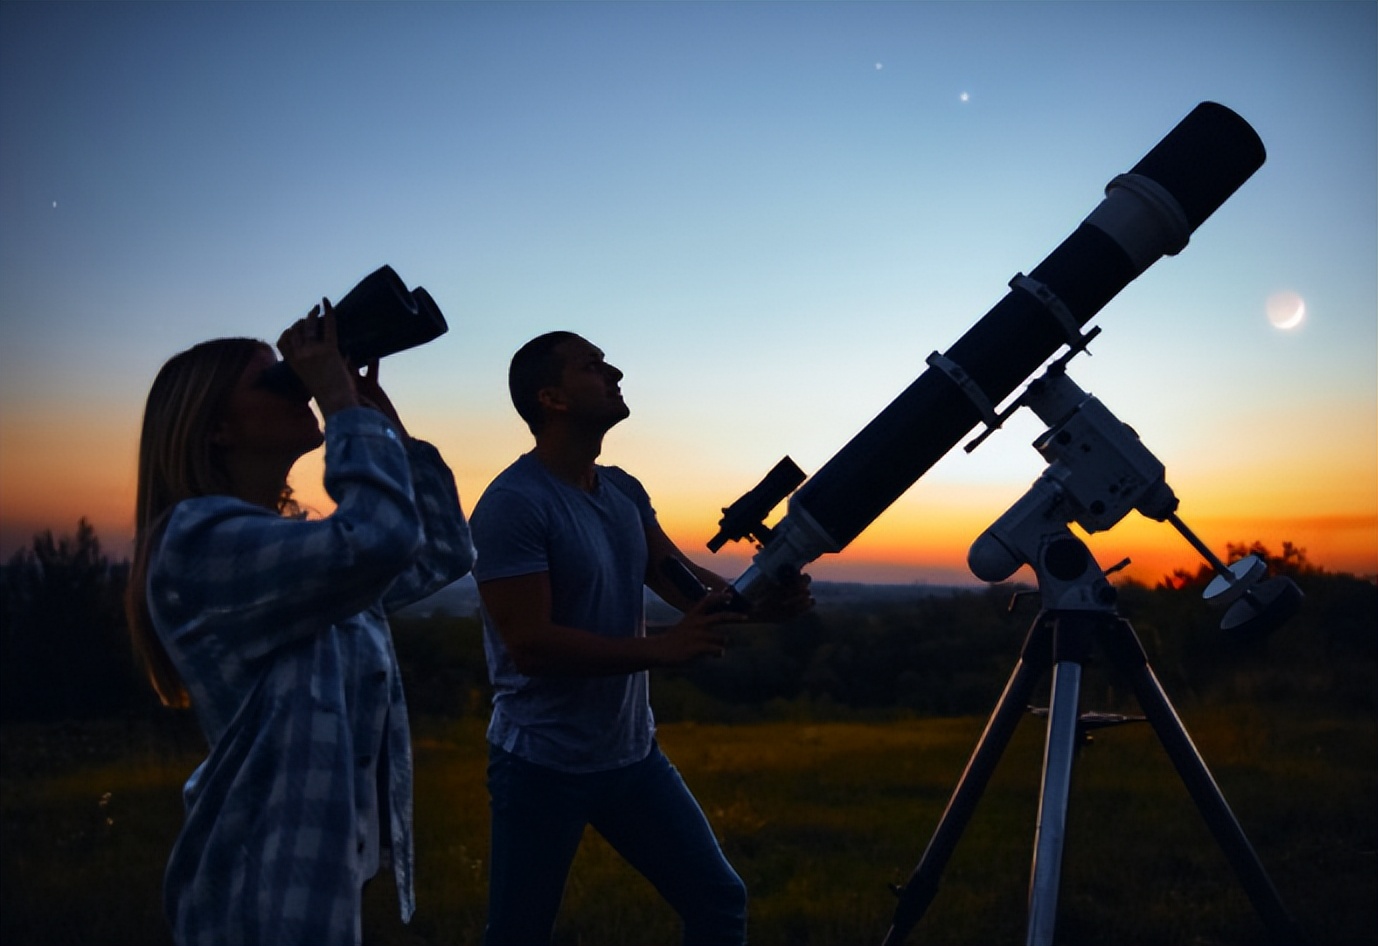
[650,588,747,665]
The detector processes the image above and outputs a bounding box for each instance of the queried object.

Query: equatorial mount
[964,350,1302,634]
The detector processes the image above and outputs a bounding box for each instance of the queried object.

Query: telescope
[701,101,1307,945]
[709,102,1267,599]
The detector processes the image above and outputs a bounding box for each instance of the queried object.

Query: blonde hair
[125,338,270,707]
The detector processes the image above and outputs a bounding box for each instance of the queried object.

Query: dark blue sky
[1,1,1373,581]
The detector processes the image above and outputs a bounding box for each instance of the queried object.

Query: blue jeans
[484,741,748,946]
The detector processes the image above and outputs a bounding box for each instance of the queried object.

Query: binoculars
[259,265,448,400]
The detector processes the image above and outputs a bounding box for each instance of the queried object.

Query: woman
[124,301,473,946]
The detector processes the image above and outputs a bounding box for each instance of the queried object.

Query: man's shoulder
[480,453,544,495]
[598,463,643,493]
[598,465,654,514]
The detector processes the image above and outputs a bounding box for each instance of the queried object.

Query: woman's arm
[152,409,423,662]
[343,359,474,611]
[381,438,475,612]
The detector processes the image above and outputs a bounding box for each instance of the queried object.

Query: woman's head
[128,337,313,706]
[134,338,268,531]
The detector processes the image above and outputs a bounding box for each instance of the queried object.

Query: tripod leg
[1027,658,1082,946]
[1102,618,1308,945]
[1025,610,1097,946]
[882,617,1053,946]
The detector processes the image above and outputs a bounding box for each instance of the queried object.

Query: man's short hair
[509,331,581,435]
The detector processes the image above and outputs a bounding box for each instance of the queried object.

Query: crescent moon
[1267,291,1306,330]
[1277,300,1305,329]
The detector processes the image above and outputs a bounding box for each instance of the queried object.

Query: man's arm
[479,571,742,677]
[643,519,730,610]
[642,519,815,622]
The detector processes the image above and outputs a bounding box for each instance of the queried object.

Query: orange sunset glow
[7,421,1370,592]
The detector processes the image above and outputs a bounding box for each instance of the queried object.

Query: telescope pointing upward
[715,102,1266,598]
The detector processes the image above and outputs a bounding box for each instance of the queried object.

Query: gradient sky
[2,1,1375,588]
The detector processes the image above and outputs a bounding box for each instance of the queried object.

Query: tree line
[2,520,1374,724]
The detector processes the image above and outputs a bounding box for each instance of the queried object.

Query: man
[470,331,810,946]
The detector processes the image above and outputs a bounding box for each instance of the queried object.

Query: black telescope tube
[735,103,1265,594]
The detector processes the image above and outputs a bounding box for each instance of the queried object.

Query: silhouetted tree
[2,525,1371,723]
[1161,540,1320,592]
[0,519,152,720]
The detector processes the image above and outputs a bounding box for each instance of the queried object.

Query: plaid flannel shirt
[149,408,473,946]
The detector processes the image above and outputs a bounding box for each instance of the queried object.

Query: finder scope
[718,102,1266,598]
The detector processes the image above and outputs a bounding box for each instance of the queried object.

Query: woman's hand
[277,299,357,416]
[353,360,409,439]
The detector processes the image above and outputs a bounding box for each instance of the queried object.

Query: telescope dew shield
[260,265,449,400]
[734,103,1265,597]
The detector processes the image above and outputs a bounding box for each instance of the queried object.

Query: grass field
[2,702,1374,945]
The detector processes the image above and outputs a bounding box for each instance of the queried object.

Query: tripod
[880,546,1306,946]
